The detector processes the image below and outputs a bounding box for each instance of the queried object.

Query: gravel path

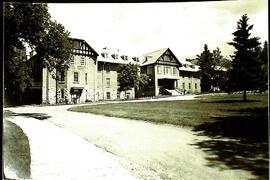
[5,95,256,180]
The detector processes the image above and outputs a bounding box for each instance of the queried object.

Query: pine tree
[228,14,261,101]
[197,44,215,92]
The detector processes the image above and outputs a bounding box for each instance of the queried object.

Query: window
[106,92,111,99]
[59,71,65,81]
[106,78,110,88]
[173,67,177,75]
[182,82,185,90]
[195,83,197,89]
[164,67,171,74]
[102,53,109,58]
[189,83,191,89]
[61,89,64,99]
[74,72,79,83]
[157,66,162,74]
[80,56,85,66]
[70,56,75,65]
[105,65,110,74]
[122,55,128,60]
[164,55,170,61]
[85,73,88,84]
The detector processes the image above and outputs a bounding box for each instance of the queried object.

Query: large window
[182,82,185,90]
[195,83,197,89]
[106,78,110,88]
[74,72,79,83]
[189,83,191,89]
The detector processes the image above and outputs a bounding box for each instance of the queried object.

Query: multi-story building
[26,38,201,105]
[96,47,139,101]
[140,48,201,96]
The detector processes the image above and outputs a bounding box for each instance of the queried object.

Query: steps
[165,89,183,96]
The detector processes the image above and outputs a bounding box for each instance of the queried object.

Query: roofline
[70,38,99,56]
[143,47,168,56]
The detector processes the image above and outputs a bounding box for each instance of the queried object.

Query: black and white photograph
[3,0,269,179]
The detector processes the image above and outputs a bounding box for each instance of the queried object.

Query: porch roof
[158,74,180,80]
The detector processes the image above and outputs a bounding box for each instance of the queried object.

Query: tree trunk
[243,89,247,101]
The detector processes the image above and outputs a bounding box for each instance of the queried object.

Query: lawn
[68,93,268,179]
[68,93,268,127]
[3,111,31,179]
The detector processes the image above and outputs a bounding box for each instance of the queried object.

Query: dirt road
[5,99,256,180]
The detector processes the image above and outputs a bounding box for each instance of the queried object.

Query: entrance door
[158,79,175,89]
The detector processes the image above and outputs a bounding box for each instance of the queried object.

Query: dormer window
[121,55,128,61]
[112,54,118,59]
[133,57,139,62]
[102,53,109,58]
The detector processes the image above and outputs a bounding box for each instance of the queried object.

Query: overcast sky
[48,0,268,60]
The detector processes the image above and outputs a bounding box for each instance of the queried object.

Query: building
[140,48,201,96]
[96,47,139,101]
[26,39,201,105]
[28,38,98,104]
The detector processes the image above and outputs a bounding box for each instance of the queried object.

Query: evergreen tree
[259,41,268,91]
[228,14,261,101]
[197,44,215,92]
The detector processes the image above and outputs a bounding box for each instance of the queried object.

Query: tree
[197,44,215,92]
[212,47,231,92]
[117,63,149,98]
[4,3,72,105]
[228,14,261,101]
[258,41,268,91]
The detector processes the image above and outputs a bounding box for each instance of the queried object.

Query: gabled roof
[141,48,181,66]
[142,48,168,66]
[70,38,99,57]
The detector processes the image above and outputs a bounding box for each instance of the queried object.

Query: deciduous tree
[4,3,72,105]
[117,63,148,98]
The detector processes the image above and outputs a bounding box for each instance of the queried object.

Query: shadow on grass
[192,107,269,179]
[202,99,261,103]
[4,110,51,120]
[4,120,31,179]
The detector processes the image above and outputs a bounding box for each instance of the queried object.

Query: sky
[48,0,268,60]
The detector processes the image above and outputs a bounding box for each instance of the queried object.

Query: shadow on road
[192,107,269,180]
[4,110,51,120]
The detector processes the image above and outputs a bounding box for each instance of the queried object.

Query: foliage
[117,63,149,96]
[258,41,268,91]
[227,14,262,100]
[4,3,72,105]
[197,44,215,92]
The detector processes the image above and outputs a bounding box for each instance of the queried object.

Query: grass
[3,112,31,179]
[69,93,268,179]
[68,93,268,127]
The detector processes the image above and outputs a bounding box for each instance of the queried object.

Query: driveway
[5,96,257,180]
